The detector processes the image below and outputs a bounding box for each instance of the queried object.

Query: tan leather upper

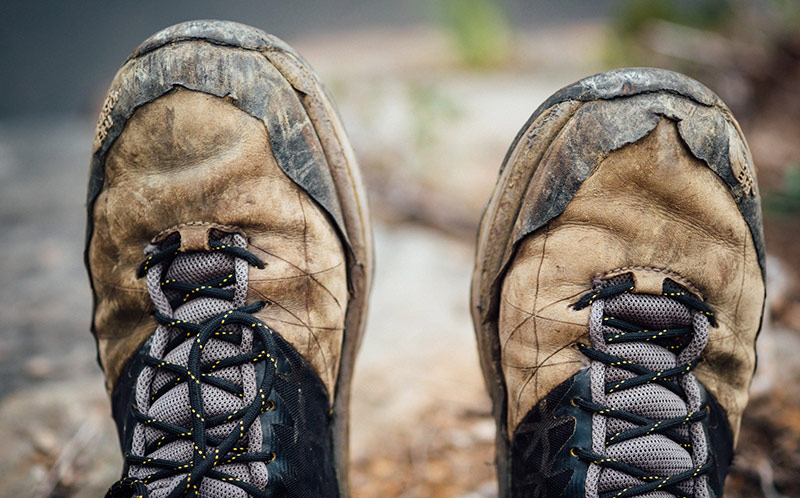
[89,89,348,400]
[499,118,764,442]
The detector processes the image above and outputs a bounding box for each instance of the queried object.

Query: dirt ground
[1,23,798,497]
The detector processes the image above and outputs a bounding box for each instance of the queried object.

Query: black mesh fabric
[511,376,577,498]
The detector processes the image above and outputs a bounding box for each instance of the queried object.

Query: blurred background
[1,0,799,496]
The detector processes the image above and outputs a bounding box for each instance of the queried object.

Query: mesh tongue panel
[592,280,705,498]
[128,234,269,496]
[604,293,691,328]
[606,384,689,434]
[605,436,693,475]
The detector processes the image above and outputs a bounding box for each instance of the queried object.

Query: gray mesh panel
[128,233,269,495]
[585,276,711,497]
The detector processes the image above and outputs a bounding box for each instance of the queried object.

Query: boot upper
[87,20,373,497]
[472,68,766,498]
[499,116,764,441]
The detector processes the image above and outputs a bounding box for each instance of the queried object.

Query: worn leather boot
[472,68,765,498]
[86,20,372,497]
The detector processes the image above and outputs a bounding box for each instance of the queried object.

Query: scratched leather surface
[89,90,348,400]
[500,118,764,442]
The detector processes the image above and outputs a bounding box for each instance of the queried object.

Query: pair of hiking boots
[87,21,765,498]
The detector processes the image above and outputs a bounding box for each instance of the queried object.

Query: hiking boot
[86,20,373,497]
[471,68,765,498]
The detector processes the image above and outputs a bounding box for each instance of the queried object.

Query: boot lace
[571,277,717,498]
[106,233,281,498]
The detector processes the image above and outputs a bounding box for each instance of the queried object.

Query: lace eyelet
[570,447,579,458]
[570,397,580,407]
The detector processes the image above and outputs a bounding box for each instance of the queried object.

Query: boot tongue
[152,235,240,407]
[130,234,268,497]
[165,240,237,322]
[595,282,697,497]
